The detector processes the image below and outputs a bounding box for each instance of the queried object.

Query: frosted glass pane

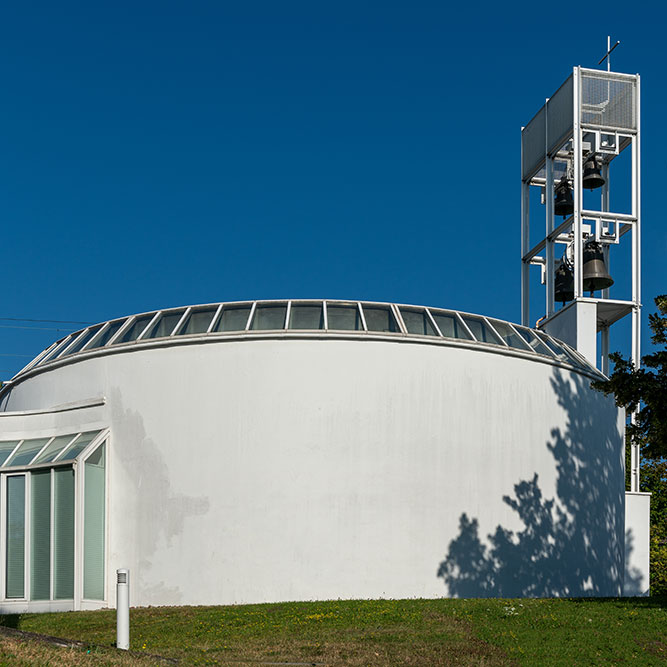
[54,468,75,599]
[547,338,590,369]
[84,444,105,600]
[30,471,51,600]
[215,306,251,332]
[430,311,471,340]
[6,475,25,598]
[327,305,362,330]
[461,316,503,344]
[251,305,287,330]
[535,332,581,366]
[363,306,400,333]
[114,315,154,344]
[32,435,77,465]
[60,326,102,357]
[489,320,531,350]
[0,441,20,466]
[39,337,73,365]
[143,311,184,339]
[288,305,324,330]
[7,438,50,467]
[516,327,554,357]
[59,431,101,462]
[87,320,125,350]
[177,308,217,335]
[400,308,437,336]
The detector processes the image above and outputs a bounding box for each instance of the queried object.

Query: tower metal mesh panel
[581,73,637,130]
[522,105,546,181]
[546,75,573,153]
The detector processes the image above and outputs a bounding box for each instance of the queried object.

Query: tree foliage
[641,458,667,594]
[592,295,667,460]
[592,295,667,595]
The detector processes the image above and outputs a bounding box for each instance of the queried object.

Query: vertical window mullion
[50,468,55,600]
[0,475,5,600]
[25,474,30,599]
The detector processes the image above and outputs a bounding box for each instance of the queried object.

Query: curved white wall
[0,335,626,605]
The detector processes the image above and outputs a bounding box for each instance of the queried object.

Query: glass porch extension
[14,300,600,377]
[1,430,107,604]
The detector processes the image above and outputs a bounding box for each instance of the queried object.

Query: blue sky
[1,1,664,377]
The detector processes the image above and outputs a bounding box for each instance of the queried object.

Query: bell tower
[520,64,641,489]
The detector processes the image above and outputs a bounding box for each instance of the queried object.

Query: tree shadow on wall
[438,369,642,597]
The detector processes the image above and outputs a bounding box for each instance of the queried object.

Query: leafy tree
[641,458,667,594]
[592,295,667,460]
[592,295,667,595]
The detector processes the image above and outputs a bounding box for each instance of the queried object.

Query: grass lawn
[0,596,665,665]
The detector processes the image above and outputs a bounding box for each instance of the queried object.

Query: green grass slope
[0,597,665,665]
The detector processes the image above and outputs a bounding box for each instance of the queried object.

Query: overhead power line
[0,325,79,332]
[0,317,93,325]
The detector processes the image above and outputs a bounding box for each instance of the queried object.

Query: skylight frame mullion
[61,324,106,358]
[55,329,89,360]
[76,429,110,464]
[4,441,24,468]
[38,335,75,366]
[28,437,55,466]
[515,325,557,358]
[284,302,292,329]
[5,438,53,469]
[56,430,105,464]
[80,321,112,353]
[548,334,593,370]
[207,305,224,333]
[172,306,219,337]
[480,318,509,347]
[31,433,79,467]
[454,312,475,340]
[357,302,368,331]
[107,317,134,347]
[533,330,567,357]
[15,342,58,376]
[136,312,162,342]
[533,330,589,369]
[504,322,537,353]
[322,301,329,330]
[171,307,192,336]
[248,301,289,331]
[390,304,408,334]
[52,433,83,464]
[245,302,257,331]
[424,308,442,337]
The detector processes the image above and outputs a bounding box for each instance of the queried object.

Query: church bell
[582,241,614,292]
[554,259,574,303]
[554,177,574,217]
[582,154,605,190]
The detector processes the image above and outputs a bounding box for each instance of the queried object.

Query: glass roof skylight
[13,300,601,378]
[0,431,105,470]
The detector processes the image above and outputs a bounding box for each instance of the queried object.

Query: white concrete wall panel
[624,492,651,595]
[0,337,626,604]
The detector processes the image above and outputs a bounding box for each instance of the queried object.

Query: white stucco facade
[0,301,632,611]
